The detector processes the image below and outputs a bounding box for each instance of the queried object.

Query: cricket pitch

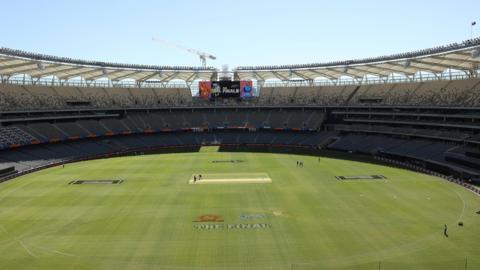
[189,173,271,184]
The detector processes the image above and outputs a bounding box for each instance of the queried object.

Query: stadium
[1,2,480,269]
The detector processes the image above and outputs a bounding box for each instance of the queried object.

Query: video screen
[199,81,253,100]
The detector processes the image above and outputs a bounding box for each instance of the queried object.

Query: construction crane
[152,37,216,67]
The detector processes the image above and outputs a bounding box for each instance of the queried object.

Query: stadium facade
[1,38,480,192]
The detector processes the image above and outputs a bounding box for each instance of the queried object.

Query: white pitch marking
[29,243,76,257]
[18,240,37,258]
[453,189,467,221]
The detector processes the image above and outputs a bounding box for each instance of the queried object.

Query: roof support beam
[271,71,289,81]
[59,69,101,80]
[186,73,201,87]
[210,71,217,81]
[84,69,125,81]
[79,71,106,81]
[306,69,336,80]
[325,67,362,80]
[366,64,412,76]
[346,66,391,77]
[235,71,254,81]
[291,70,312,81]
[412,58,466,70]
[382,62,421,75]
[430,55,480,63]
[443,51,480,63]
[32,65,84,78]
[0,58,19,64]
[17,64,64,76]
[85,69,131,81]
[0,62,37,73]
[434,58,479,71]
[110,70,145,81]
[406,61,445,73]
[253,71,266,81]
[185,72,199,83]
[451,51,473,57]
[137,72,160,82]
[159,72,179,83]
[3,62,39,70]
[320,68,344,79]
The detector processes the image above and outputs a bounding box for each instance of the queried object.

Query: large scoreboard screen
[212,81,240,98]
[199,81,253,100]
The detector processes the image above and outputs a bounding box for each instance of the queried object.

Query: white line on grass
[453,189,467,222]
[1,223,72,258]
[0,225,17,247]
[18,240,37,258]
[28,243,76,257]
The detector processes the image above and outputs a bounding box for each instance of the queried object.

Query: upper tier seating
[1,77,480,110]
[259,78,480,107]
[0,84,193,110]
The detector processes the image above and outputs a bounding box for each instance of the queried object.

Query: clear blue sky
[1,0,479,69]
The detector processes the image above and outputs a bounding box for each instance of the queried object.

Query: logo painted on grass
[239,213,269,221]
[335,175,387,180]
[194,223,270,230]
[193,214,224,222]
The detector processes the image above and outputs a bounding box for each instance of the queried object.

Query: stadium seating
[0,131,329,171]
[1,76,480,182]
[0,84,194,110]
[260,78,480,107]
[0,126,37,147]
[2,77,480,109]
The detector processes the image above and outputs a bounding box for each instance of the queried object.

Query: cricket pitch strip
[189,173,272,184]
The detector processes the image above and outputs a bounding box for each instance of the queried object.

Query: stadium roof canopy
[0,48,217,83]
[234,38,480,82]
[1,38,479,84]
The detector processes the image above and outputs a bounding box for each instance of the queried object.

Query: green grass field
[0,151,479,270]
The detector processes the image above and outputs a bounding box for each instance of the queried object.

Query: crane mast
[152,37,216,67]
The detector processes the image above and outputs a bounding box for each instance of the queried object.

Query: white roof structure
[0,48,217,83]
[1,37,479,85]
[234,38,480,82]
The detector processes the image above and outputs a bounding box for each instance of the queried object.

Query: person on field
[444,224,448,237]
[193,176,197,183]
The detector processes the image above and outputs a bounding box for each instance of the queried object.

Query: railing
[2,70,476,90]
[261,71,474,87]
[2,78,189,89]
